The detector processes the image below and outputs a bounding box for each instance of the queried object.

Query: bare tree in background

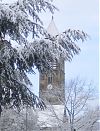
[76,106,99,131]
[64,78,98,131]
[36,78,99,131]
[0,107,41,131]
[0,78,99,131]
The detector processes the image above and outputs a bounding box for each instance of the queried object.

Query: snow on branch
[0,40,46,115]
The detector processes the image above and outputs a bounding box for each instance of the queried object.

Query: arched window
[48,73,53,84]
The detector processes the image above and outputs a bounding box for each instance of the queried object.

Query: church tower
[39,17,65,105]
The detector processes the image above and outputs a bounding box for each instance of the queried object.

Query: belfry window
[48,73,53,84]
[49,61,57,69]
[52,61,57,69]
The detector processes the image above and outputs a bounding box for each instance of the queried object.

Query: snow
[0,0,88,116]
[0,0,17,4]
[37,105,65,127]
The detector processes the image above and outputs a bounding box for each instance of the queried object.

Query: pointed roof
[47,16,59,36]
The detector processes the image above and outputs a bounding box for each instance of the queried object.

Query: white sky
[1,0,99,97]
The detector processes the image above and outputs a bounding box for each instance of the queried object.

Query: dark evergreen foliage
[0,0,57,114]
[0,40,47,115]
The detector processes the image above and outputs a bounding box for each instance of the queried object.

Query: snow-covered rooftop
[47,16,59,36]
[37,105,65,127]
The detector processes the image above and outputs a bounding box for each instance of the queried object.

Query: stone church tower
[39,17,65,105]
[38,17,68,131]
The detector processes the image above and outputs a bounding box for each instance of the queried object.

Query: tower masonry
[39,17,65,105]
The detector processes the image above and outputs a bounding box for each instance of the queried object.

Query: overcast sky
[29,0,99,96]
[2,0,99,96]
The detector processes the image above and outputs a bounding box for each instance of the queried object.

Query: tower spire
[47,16,58,36]
[39,16,65,105]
